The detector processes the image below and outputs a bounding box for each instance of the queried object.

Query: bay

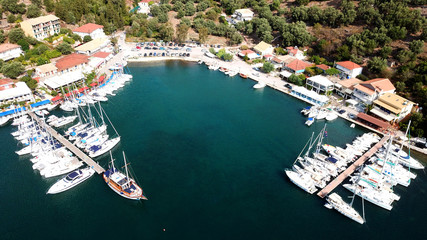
[1,61,426,239]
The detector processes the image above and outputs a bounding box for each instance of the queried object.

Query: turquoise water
[1,61,426,239]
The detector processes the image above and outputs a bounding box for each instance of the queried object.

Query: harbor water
[1,61,426,239]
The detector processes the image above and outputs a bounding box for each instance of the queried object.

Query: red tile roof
[264,54,273,58]
[92,51,111,58]
[286,59,312,71]
[336,61,361,70]
[362,78,395,92]
[140,0,152,2]
[55,53,89,71]
[0,43,20,53]
[316,64,330,71]
[357,112,391,129]
[272,57,283,63]
[73,23,104,34]
[240,49,255,55]
[0,78,14,86]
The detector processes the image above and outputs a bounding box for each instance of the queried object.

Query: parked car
[149,52,153,56]
[284,84,292,89]
[162,52,165,56]
[144,53,147,57]
[153,47,158,50]
[153,52,157,56]
[348,113,356,119]
[338,109,346,114]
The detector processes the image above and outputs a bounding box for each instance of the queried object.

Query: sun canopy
[0,107,27,117]
[357,112,391,129]
[78,87,89,93]
[30,99,50,108]
[51,95,62,102]
[97,75,105,83]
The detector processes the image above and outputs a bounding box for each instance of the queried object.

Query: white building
[336,61,363,79]
[238,49,259,60]
[0,43,23,61]
[42,71,85,91]
[253,41,274,56]
[352,78,395,104]
[286,46,305,60]
[371,93,414,123]
[291,86,329,106]
[35,63,58,78]
[138,0,153,14]
[75,38,110,55]
[306,75,334,94]
[73,23,106,40]
[0,80,34,104]
[232,9,254,22]
[20,15,60,40]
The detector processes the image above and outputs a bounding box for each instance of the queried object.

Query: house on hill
[336,61,363,79]
[286,46,304,59]
[352,78,395,104]
[238,49,259,60]
[0,43,23,61]
[253,41,274,56]
[138,0,155,15]
[75,38,110,55]
[73,23,106,40]
[232,9,254,22]
[20,15,60,41]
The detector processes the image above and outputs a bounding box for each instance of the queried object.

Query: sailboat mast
[123,151,130,188]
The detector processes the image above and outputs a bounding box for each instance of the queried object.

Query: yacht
[40,157,84,178]
[88,137,121,158]
[343,183,394,211]
[103,152,147,200]
[284,169,318,194]
[305,117,314,126]
[325,111,338,121]
[47,167,95,194]
[325,193,364,224]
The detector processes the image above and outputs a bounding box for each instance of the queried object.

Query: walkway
[317,135,390,198]
[28,112,105,174]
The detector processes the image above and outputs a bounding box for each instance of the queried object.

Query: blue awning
[30,100,51,108]
[326,157,338,163]
[0,107,27,117]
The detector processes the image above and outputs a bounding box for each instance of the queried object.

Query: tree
[325,68,340,76]
[71,34,82,42]
[159,23,174,42]
[295,0,309,6]
[8,28,25,43]
[198,27,208,44]
[31,0,42,7]
[288,74,304,86]
[43,0,54,12]
[176,23,189,43]
[36,56,50,66]
[27,4,41,18]
[83,35,92,43]
[0,31,5,44]
[17,39,29,51]
[368,57,387,74]
[56,42,73,55]
[395,81,406,92]
[262,62,274,73]
[185,2,196,16]
[379,46,392,59]
[409,40,424,55]
[1,61,25,79]
[7,14,16,23]
[397,50,415,64]
[229,32,243,45]
[222,53,233,61]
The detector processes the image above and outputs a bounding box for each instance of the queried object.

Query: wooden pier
[28,112,105,174]
[317,135,390,198]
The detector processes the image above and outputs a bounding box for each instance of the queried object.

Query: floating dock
[317,135,390,198]
[28,112,105,174]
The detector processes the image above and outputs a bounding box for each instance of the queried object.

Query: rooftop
[239,49,255,55]
[36,63,57,73]
[339,78,362,90]
[92,51,111,58]
[307,75,334,87]
[336,61,361,70]
[234,9,254,15]
[373,93,414,114]
[55,53,89,71]
[357,112,391,129]
[0,43,20,53]
[354,78,395,95]
[316,64,330,71]
[253,41,273,53]
[75,38,109,52]
[21,15,59,26]
[286,59,312,71]
[73,23,104,34]
[0,82,31,101]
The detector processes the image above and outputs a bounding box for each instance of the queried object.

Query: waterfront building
[42,71,85,91]
[253,41,274,56]
[238,49,259,60]
[232,9,254,22]
[335,61,363,79]
[352,78,395,104]
[356,112,391,132]
[290,86,329,106]
[55,53,90,75]
[75,38,110,55]
[306,75,334,94]
[0,43,23,61]
[20,15,60,40]
[0,79,34,104]
[73,23,106,40]
[271,57,283,70]
[335,78,362,99]
[371,93,414,123]
[35,63,58,78]
[284,59,312,74]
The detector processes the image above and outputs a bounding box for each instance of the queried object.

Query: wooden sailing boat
[103,151,147,200]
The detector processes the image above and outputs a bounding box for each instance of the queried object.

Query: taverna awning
[357,112,391,129]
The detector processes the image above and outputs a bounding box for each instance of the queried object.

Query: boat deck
[28,112,105,174]
[317,135,390,198]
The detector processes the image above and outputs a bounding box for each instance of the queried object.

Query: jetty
[317,135,390,198]
[28,112,105,174]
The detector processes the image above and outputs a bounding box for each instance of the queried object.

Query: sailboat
[103,151,147,200]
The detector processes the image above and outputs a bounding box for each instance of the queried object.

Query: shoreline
[125,54,427,156]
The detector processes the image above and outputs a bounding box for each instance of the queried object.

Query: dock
[28,112,105,174]
[317,135,390,198]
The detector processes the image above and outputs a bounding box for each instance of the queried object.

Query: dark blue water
[1,61,426,239]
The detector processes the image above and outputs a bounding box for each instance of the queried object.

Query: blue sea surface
[1,61,426,239]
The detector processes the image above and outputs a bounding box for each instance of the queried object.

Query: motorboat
[47,167,95,194]
[88,137,121,158]
[305,117,314,126]
[253,82,266,89]
[326,111,338,121]
[284,169,317,194]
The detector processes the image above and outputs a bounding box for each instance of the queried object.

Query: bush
[56,43,73,55]
[8,28,25,43]
[17,39,29,51]
[1,62,25,79]
[7,14,16,23]
[263,62,274,73]
[45,50,62,59]
[27,4,41,18]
